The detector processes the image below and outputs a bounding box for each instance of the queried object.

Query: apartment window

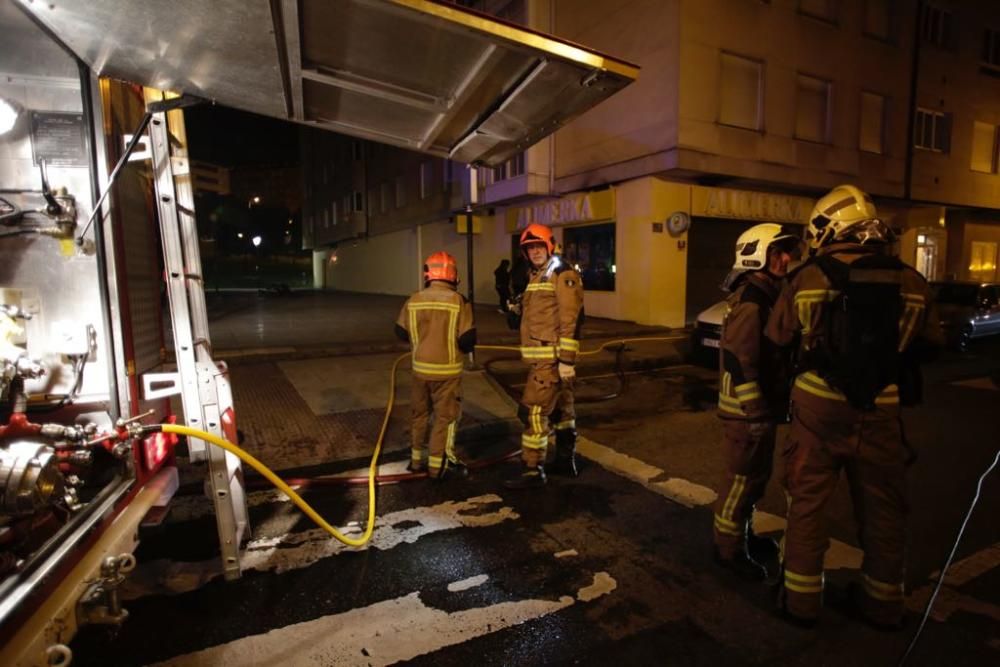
[859,92,886,154]
[982,29,1000,70]
[353,191,364,212]
[419,162,432,199]
[863,0,892,41]
[914,108,950,152]
[795,75,831,143]
[799,0,838,23]
[477,166,494,188]
[970,121,998,173]
[719,52,763,131]
[563,223,616,292]
[508,152,525,178]
[395,175,406,208]
[443,159,452,192]
[377,183,388,213]
[920,4,952,47]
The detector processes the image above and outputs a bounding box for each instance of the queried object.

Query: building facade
[301,0,1000,327]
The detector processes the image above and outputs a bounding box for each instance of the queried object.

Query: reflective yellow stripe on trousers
[784,569,824,594]
[794,372,899,405]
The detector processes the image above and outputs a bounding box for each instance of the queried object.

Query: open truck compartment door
[1,1,636,663]
[15,0,638,167]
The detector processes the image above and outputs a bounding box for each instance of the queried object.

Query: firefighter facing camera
[765,184,944,629]
[505,223,584,489]
[713,223,801,581]
[395,252,476,480]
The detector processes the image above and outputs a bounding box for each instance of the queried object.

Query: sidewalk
[184,291,690,472]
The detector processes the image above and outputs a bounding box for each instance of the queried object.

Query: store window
[859,91,886,154]
[795,74,830,143]
[969,241,998,282]
[719,52,763,131]
[563,223,616,292]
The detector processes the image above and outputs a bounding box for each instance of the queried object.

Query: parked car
[690,300,727,366]
[932,281,1000,351]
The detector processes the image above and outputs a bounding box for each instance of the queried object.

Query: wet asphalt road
[69,338,1000,666]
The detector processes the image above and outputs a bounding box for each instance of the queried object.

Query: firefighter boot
[504,465,547,489]
[713,545,768,581]
[436,459,469,482]
[549,429,579,477]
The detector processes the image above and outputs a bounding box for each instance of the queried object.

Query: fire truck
[0,1,636,664]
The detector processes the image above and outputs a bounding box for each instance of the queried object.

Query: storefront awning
[15,0,638,166]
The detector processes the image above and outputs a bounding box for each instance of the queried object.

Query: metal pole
[466,212,475,306]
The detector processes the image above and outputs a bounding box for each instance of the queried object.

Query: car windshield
[932,283,979,306]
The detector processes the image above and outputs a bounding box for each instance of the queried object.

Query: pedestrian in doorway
[395,251,477,480]
[505,223,584,489]
[713,224,801,581]
[766,185,943,629]
[494,259,511,314]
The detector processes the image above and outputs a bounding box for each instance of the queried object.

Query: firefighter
[765,185,943,629]
[713,223,801,580]
[395,251,476,480]
[505,223,584,489]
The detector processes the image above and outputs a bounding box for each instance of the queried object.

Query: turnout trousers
[713,419,777,558]
[518,362,575,467]
[410,375,462,475]
[782,387,908,625]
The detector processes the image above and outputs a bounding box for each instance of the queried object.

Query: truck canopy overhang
[16,0,638,166]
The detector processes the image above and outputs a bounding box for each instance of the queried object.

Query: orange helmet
[519,223,555,256]
[423,251,458,284]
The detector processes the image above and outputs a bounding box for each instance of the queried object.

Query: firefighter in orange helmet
[395,251,476,479]
[505,223,584,489]
[765,185,943,628]
[713,223,801,580]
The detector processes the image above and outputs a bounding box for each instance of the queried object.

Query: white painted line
[950,377,998,391]
[579,435,862,571]
[554,549,579,559]
[124,495,518,600]
[447,574,489,592]
[929,542,1000,587]
[150,572,617,667]
[577,436,718,508]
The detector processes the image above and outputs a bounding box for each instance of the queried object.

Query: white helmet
[722,223,801,291]
[806,184,887,250]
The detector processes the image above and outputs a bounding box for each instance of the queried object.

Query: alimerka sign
[693,186,812,224]
[506,189,615,232]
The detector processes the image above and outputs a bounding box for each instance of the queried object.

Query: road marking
[448,574,489,592]
[907,542,1000,624]
[578,436,718,508]
[579,435,863,571]
[555,549,579,558]
[950,376,998,391]
[150,571,617,667]
[124,494,518,600]
[929,541,1000,587]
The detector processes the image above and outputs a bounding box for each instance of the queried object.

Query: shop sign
[506,189,614,232]
[693,186,811,224]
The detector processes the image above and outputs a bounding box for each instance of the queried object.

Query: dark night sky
[184,104,300,168]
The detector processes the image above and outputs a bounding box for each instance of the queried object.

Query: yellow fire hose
[152,336,679,548]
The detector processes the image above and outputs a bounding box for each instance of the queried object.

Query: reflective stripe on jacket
[765,243,943,412]
[520,256,584,365]
[717,272,783,421]
[397,284,475,380]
